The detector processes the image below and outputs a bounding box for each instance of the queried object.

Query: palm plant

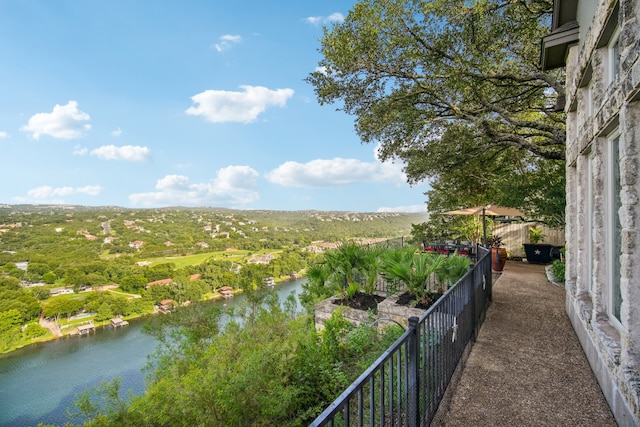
[302,262,335,304]
[435,254,471,289]
[380,248,445,305]
[359,246,384,295]
[321,242,378,300]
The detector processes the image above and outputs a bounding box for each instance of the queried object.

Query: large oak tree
[307,0,566,224]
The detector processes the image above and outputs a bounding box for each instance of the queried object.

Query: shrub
[23,323,49,339]
[551,259,565,282]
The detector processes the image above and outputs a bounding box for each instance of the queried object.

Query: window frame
[606,128,622,327]
[608,26,621,85]
[586,152,594,296]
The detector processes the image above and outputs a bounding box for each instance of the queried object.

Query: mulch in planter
[395,291,444,310]
[333,291,385,311]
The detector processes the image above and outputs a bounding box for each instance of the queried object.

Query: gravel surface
[435,261,617,427]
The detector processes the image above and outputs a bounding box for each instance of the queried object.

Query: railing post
[407,316,420,427]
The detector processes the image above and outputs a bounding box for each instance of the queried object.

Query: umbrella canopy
[442,204,524,217]
[441,204,524,246]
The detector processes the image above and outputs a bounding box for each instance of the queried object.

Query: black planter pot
[523,243,555,264]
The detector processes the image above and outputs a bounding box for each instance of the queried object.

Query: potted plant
[523,226,554,264]
[487,235,507,272]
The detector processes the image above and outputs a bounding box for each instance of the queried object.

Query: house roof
[146,278,173,287]
[541,0,579,70]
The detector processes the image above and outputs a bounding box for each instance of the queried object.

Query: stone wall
[563,0,640,424]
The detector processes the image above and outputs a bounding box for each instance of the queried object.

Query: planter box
[314,296,376,330]
[377,294,425,329]
[523,243,555,264]
[314,293,425,330]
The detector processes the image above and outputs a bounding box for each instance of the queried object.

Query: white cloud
[186,85,294,123]
[15,184,103,203]
[377,205,426,213]
[0,131,9,138]
[213,34,242,52]
[129,165,259,208]
[327,13,345,23]
[90,145,151,162]
[304,12,344,26]
[265,157,406,187]
[315,66,328,75]
[21,100,91,140]
[112,128,122,137]
[305,16,322,25]
[73,145,88,155]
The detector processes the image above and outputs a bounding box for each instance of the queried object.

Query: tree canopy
[307,0,566,224]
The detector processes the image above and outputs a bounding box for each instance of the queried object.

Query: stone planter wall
[377,293,425,328]
[314,296,375,330]
[314,293,425,331]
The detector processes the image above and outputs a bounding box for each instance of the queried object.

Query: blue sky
[0,1,429,213]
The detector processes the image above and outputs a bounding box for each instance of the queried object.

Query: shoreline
[3,275,305,355]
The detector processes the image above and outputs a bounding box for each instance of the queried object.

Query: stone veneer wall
[314,293,424,331]
[564,0,640,424]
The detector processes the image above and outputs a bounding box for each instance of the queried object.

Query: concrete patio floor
[434,261,617,426]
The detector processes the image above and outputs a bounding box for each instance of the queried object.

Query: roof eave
[541,24,580,70]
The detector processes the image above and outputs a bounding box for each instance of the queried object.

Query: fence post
[407,316,420,427]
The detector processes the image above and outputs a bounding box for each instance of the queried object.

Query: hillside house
[49,287,74,296]
[129,240,144,249]
[218,286,234,299]
[248,253,274,264]
[542,0,640,424]
[158,299,175,314]
[145,278,173,289]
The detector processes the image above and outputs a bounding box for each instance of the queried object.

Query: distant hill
[0,205,428,260]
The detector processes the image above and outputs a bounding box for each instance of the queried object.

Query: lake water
[0,279,306,427]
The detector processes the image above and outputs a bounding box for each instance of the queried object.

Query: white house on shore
[542,0,640,424]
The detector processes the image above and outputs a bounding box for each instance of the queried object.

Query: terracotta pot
[491,247,507,271]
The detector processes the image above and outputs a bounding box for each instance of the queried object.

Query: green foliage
[529,226,545,244]
[74,293,402,426]
[0,309,23,352]
[344,282,360,300]
[41,296,84,320]
[379,248,444,302]
[42,271,57,284]
[309,0,566,227]
[551,260,565,282]
[70,377,131,426]
[23,322,48,339]
[437,254,471,287]
[95,302,113,322]
[0,277,41,322]
[300,262,336,308]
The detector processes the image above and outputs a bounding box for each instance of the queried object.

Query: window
[608,27,621,84]
[586,154,594,295]
[586,81,593,117]
[606,130,622,324]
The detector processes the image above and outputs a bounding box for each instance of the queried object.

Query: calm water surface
[0,279,305,427]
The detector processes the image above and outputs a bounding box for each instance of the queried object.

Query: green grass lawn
[140,249,283,269]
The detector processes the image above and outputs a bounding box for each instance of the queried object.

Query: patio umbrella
[442,204,524,246]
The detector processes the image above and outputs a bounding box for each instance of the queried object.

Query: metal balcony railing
[310,246,492,427]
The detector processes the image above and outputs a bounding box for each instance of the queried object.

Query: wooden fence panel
[494,222,565,258]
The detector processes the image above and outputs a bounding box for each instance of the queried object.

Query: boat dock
[110,317,129,328]
[75,322,95,336]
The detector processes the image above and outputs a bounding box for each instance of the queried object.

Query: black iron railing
[310,246,492,427]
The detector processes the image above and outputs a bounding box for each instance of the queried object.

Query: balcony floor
[435,261,616,426]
